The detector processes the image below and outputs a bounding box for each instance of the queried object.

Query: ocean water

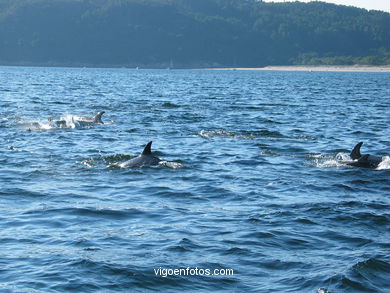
[0,66,389,293]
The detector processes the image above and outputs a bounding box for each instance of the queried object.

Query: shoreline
[1,63,390,72]
[208,65,390,72]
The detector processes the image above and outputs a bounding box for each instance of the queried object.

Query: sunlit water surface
[1,67,389,292]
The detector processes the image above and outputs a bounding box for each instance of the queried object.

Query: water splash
[311,152,390,170]
[111,159,187,169]
[18,120,55,131]
[198,129,237,139]
[376,156,390,170]
[7,145,22,152]
[81,154,134,168]
[17,114,111,130]
[158,160,187,169]
[310,152,351,168]
[81,154,187,169]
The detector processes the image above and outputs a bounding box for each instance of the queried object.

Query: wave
[321,257,390,293]
[23,206,148,220]
[197,129,284,139]
[0,187,47,198]
[161,102,181,108]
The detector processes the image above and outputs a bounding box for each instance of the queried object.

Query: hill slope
[0,0,389,67]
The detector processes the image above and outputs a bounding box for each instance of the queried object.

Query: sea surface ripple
[0,66,389,292]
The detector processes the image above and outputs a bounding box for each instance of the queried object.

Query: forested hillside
[0,0,389,67]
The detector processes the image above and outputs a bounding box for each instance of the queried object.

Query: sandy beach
[209,65,390,72]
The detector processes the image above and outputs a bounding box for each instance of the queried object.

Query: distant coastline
[0,1,389,71]
[208,65,390,72]
[1,63,390,72]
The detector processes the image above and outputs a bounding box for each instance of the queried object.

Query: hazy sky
[263,1,390,13]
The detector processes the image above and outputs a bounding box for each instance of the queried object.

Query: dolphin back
[119,141,160,168]
[348,154,382,168]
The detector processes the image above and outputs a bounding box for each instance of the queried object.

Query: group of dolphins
[47,111,161,168]
[47,111,386,169]
[47,111,105,128]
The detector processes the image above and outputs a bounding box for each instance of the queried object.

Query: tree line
[0,0,389,67]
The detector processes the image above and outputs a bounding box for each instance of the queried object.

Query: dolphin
[93,111,105,124]
[47,112,105,128]
[76,111,105,124]
[48,117,67,128]
[347,142,384,168]
[70,111,105,128]
[118,141,161,168]
[72,111,105,124]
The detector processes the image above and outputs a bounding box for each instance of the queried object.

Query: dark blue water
[1,66,389,293]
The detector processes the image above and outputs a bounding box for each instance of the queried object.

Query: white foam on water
[376,156,390,170]
[198,129,237,139]
[158,160,187,169]
[313,152,353,168]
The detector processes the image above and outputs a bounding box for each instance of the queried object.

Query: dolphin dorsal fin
[94,111,105,123]
[142,141,153,155]
[350,142,363,160]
